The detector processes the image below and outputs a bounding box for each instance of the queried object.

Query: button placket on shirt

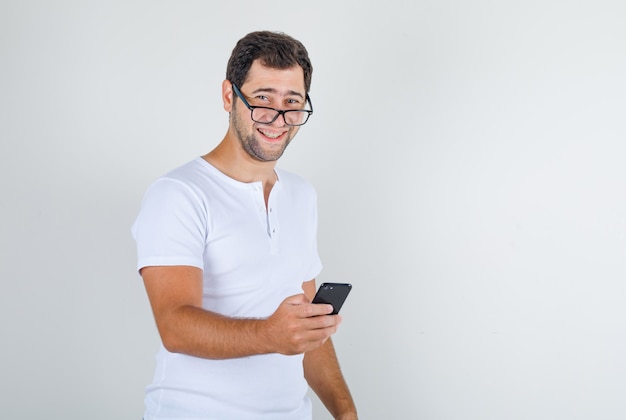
[266,185,280,254]
[251,183,279,245]
[267,195,278,236]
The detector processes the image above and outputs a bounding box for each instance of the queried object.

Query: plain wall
[1,1,625,419]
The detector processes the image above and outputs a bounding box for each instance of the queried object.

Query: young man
[132,31,357,419]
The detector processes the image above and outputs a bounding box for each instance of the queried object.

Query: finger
[301,303,334,317]
[309,313,342,330]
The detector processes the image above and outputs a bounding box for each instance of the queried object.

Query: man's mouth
[258,128,286,140]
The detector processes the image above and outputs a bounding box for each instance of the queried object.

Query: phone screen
[312,283,352,315]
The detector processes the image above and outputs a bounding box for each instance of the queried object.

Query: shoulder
[148,157,217,195]
[159,157,208,186]
[140,158,211,208]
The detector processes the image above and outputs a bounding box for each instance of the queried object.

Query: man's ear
[222,79,233,113]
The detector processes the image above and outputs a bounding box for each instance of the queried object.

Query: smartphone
[312,283,352,315]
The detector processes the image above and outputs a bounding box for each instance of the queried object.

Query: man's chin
[246,146,286,162]
[250,141,289,162]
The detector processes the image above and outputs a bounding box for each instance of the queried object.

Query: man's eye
[286,99,302,107]
[256,95,269,102]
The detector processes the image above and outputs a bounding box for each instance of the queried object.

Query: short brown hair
[226,31,313,93]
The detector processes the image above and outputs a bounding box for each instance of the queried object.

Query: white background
[1,1,625,419]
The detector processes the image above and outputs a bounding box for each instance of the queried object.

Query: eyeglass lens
[251,108,309,126]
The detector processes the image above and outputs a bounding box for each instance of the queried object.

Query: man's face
[229,61,307,162]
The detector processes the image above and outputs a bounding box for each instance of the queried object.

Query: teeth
[259,129,282,139]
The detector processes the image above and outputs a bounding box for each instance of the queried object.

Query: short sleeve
[131,178,207,272]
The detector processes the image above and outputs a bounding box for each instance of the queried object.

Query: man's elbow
[154,310,191,354]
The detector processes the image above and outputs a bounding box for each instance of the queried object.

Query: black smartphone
[312,283,352,315]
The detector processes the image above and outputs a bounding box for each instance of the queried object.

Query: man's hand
[263,294,342,355]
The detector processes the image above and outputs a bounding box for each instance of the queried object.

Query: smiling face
[227,60,306,163]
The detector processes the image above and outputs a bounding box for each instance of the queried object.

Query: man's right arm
[141,265,339,359]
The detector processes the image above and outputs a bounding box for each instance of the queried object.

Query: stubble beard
[231,108,293,163]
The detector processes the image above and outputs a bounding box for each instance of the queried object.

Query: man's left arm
[302,280,358,420]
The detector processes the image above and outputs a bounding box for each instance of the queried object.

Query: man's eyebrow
[250,87,305,99]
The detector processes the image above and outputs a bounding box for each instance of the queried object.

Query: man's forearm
[304,338,357,419]
[157,304,273,359]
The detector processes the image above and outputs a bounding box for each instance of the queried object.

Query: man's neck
[202,137,278,205]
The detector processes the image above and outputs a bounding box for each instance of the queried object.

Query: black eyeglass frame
[231,83,314,127]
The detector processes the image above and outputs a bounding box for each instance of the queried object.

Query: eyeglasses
[231,83,313,126]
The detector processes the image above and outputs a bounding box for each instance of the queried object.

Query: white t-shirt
[132,157,323,420]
